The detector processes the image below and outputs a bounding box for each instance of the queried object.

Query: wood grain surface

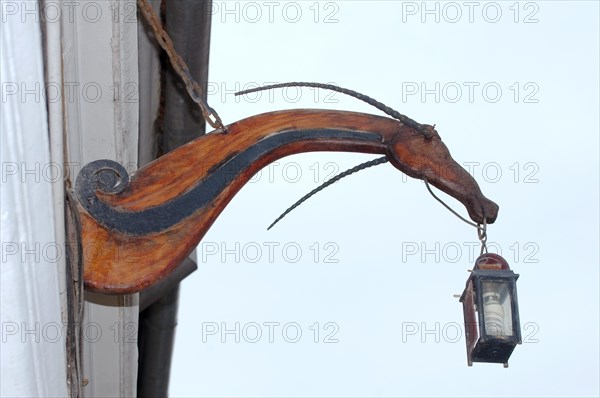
[76,109,498,293]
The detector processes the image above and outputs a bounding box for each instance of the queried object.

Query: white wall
[1,0,141,396]
[1,7,68,396]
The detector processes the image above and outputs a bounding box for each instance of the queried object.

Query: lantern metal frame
[460,253,521,367]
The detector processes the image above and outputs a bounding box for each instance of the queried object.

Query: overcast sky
[170,1,599,396]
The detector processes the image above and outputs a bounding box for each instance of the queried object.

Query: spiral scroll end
[74,159,130,212]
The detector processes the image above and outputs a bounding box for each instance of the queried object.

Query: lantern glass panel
[481,280,514,337]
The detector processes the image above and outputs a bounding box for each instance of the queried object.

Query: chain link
[137,0,227,132]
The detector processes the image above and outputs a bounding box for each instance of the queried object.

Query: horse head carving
[75,109,498,293]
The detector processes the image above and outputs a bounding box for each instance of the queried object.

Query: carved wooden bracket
[74,109,499,294]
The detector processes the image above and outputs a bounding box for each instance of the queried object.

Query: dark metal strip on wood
[75,129,381,235]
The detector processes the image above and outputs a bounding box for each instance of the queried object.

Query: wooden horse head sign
[74,102,498,294]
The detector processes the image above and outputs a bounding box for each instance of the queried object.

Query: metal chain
[478,215,488,255]
[137,0,227,132]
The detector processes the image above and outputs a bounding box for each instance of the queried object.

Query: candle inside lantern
[482,281,514,337]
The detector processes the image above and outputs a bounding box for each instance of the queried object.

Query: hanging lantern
[460,253,521,367]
